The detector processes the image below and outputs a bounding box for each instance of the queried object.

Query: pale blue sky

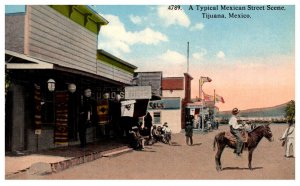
[94,5,294,64]
[93,5,295,110]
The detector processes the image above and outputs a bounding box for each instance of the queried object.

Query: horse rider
[229,108,243,156]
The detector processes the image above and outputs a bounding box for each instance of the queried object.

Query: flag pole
[199,78,201,99]
[187,42,189,73]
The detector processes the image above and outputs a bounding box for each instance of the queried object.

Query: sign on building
[125,86,152,99]
[148,98,180,110]
[121,100,136,117]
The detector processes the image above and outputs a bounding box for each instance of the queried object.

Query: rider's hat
[163,122,168,127]
[232,108,239,115]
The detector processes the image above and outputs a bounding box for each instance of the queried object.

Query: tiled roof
[162,77,184,90]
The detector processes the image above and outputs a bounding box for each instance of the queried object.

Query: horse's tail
[213,135,217,151]
[213,132,225,151]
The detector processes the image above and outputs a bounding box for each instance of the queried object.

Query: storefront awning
[5,50,131,86]
[5,50,54,69]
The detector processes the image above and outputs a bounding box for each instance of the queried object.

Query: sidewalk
[5,138,133,178]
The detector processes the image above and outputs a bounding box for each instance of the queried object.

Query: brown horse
[213,124,273,171]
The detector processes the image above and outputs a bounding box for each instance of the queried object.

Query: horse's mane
[248,125,264,134]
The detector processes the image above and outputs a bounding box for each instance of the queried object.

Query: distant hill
[216,101,290,119]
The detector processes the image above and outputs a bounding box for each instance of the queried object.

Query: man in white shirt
[229,108,243,156]
[280,121,295,158]
[162,122,172,144]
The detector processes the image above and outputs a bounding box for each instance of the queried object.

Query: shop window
[41,87,55,125]
[153,112,161,124]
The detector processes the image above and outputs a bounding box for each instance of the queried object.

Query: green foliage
[285,100,295,123]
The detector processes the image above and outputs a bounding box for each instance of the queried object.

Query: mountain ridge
[216,101,292,118]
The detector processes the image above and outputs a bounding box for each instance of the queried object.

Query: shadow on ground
[222,166,263,171]
[192,143,202,146]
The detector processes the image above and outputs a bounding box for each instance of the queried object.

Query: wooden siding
[97,61,133,84]
[27,6,97,74]
[136,72,162,96]
[5,15,25,53]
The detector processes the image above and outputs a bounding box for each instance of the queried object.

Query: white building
[147,97,182,133]
[147,77,185,133]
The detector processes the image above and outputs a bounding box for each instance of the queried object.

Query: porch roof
[5,50,130,86]
[5,50,54,69]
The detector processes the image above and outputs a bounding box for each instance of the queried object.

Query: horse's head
[262,124,273,142]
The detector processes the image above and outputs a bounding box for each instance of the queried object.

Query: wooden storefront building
[5,5,137,152]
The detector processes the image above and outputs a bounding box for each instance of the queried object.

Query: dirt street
[8,124,295,180]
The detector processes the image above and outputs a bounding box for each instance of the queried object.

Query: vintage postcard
[3,0,297,182]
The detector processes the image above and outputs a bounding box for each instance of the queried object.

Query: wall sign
[148,98,180,110]
[125,86,152,99]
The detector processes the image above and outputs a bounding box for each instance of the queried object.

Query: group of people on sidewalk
[128,112,172,150]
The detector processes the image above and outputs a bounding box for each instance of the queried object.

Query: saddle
[224,130,248,143]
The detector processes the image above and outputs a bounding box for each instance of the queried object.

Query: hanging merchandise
[54,91,69,145]
[34,84,42,135]
[97,99,109,125]
[121,100,136,117]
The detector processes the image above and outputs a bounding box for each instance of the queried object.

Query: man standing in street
[229,108,243,156]
[280,120,295,158]
[185,115,194,146]
[144,112,153,136]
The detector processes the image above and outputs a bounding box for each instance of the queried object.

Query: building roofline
[163,77,184,79]
[86,5,109,25]
[5,50,54,69]
[97,49,137,70]
[135,71,163,74]
[67,5,109,25]
[49,5,108,35]
[184,72,194,80]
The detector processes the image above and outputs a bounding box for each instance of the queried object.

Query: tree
[285,100,295,123]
